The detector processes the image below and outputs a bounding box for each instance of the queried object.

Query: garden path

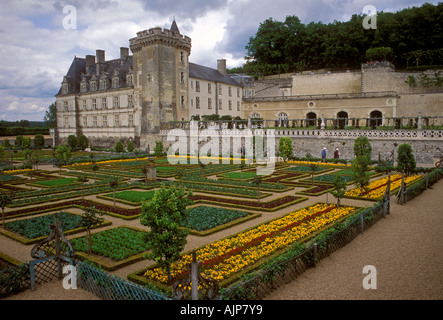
[2,164,442,300]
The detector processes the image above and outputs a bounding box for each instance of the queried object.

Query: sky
[0,0,439,122]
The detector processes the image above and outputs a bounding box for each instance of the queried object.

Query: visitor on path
[334,148,340,159]
[322,147,326,162]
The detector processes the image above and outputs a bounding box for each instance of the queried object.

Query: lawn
[33,177,79,187]
[104,190,157,203]
[220,171,257,180]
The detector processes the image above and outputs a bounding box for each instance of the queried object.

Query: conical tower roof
[171,19,180,33]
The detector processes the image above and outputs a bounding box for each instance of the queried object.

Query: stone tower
[129,20,192,150]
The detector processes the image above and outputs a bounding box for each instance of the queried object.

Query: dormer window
[90,80,97,92]
[112,77,120,89]
[80,77,88,93]
[127,74,133,87]
[100,77,109,90]
[61,77,70,95]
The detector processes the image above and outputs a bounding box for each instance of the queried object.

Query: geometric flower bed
[71,226,150,262]
[344,174,423,200]
[184,206,260,236]
[130,202,359,288]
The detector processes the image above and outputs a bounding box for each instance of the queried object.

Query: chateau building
[55,21,244,150]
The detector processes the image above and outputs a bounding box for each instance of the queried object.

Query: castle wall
[292,71,362,95]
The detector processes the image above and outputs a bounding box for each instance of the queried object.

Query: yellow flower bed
[2,168,35,174]
[64,157,152,168]
[143,203,357,284]
[345,174,422,199]
[287,160,351,168]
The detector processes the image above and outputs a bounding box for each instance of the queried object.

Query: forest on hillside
[231,2,443,77]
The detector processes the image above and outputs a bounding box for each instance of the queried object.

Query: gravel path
[2,165,442,300]
[266,179,443,300]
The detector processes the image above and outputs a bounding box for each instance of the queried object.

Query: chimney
[217,59,227,76]
[120,47,129,65]
[85,55,95,74]
[96,49,105,75]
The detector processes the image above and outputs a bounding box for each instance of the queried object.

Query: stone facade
[55,21,244,151]
[243,61,443,122]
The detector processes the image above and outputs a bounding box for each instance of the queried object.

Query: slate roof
[56,56,240,97]
[189,63,241,86]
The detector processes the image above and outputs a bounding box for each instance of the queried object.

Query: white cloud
[0,0,439,121]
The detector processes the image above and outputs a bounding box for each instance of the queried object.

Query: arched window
[337,111,349,129]
[306,112,317,128]
[250,112,261,119]
[278,112,288,127]
[369,110,383,128]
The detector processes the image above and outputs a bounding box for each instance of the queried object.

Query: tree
[44,102,57,128]
[305,153,319,185]
[91,164,99,183]
[199,161,206,177]
[22,137,31,149]
[15,135,23,148]
[77,135,89,151]
[77,175,89,200]
[140,185,193,284]
[67,135,78,150]
[126,140,135,153]
[278,137,293,162]
[397,143,416,174]
[365,47,394,61]
[109,177,119,208]
[329,176,347,208]
[80,206,104,254]
[114,140,124,153]
[0,192,13,229]
[154,140,164,157]
[55,145,72,169]
[352,137,372,196]
[251,176,263,201]
[34,134,45,149]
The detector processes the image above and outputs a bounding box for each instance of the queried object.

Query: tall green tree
[278,137,293,162]
[80,206,104,254]
[0,192,13,229]
[44,102,57,128]
[352,137,372,196]
[140,185,193,284]
[397,143,416,174]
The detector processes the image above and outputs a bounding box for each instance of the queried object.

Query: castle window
[180,72,185,83]
[90,81,97,92]
[63,116,69,128]
[100,78,108,90]
[93,116,97,127]
[278,112,289,127]
[80,81,88,93]
[102,115,108,127]
[219,85,222,95]
[237,88,241,98]
[63,101,68,112]
[82,100,87,110]
[83,116,87,127]
[219,99,222,110]
[228,100,232,111]
[114,114,120,127]
[112,77,120,89]
[196,81,200,92]
[237,101,240,111]
[128,114,134,127]
[196,97,200,109]
[101,97,107,109]
[113,96,119,109]
[208,98,212,109]
[92,99,97,110]
[128,95,133,108]
[229,87,232,97]
[251,112,261,119]
[181,96,185,107]
[127,75,133,86]
[180,51,184,62]
[208,83,212,94]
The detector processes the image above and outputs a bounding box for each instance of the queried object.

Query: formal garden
[0,136,441,300]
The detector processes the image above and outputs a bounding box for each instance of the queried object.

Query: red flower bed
[189,194,302,209]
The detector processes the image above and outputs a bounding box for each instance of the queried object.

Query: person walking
[334,147,340,159]
[321,147,326,162]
